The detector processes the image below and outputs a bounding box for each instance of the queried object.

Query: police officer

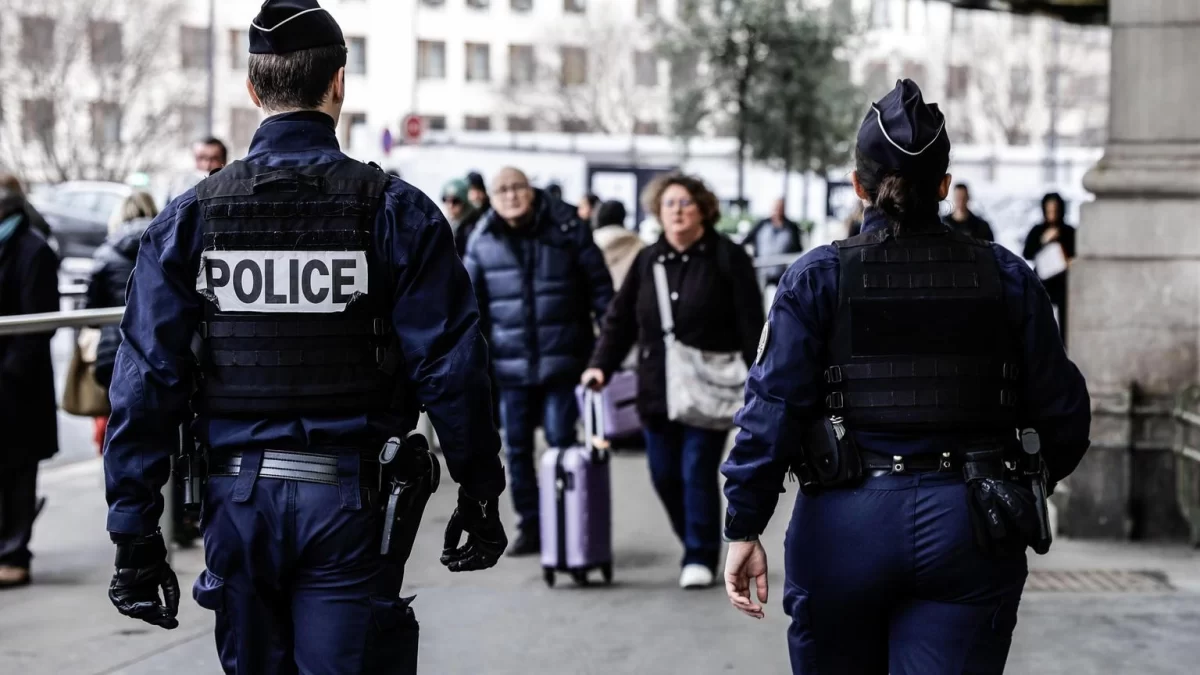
[720,79,1091,674]
[102,2,507,672]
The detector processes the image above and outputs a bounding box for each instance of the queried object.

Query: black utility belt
[208,449,381,488]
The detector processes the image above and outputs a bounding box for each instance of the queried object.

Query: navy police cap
[250,0,345,55]
[857,79,950,173]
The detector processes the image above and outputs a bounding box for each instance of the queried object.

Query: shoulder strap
[652,262,674,336]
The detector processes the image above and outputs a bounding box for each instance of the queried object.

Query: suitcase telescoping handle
[584,388,609,462]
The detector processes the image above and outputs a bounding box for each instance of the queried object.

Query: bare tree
[0,0,191,183]
[500,13,656,134]
[952,14,1037,146]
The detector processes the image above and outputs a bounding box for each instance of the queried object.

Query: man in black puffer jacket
[464,167,614,555]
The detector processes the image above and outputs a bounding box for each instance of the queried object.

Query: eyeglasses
[443,197,463,206]
[494,183,530,196]
[663,198,694,209]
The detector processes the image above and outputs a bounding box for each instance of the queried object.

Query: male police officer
[102,2,507,672]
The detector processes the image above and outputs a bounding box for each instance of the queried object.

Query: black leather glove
[109,530,180,630]
[966,477,1040,558]
[440,488,508,572]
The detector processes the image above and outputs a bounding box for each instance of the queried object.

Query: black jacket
[590,229,764,425]
[453,207,483,259]
[84,221,148,387]
[1022,222,1076,308]
[465,190,615,387]
[942,211,995,242]
[0,215,61,467]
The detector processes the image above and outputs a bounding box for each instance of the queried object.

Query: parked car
[29,181,133,259]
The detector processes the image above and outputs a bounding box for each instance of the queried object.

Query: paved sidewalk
[2,453,1199,674]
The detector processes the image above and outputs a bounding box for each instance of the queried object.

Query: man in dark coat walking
[0,187,60,588]
[465,167,614,555]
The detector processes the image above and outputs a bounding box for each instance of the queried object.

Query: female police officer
[720,79,1091,674]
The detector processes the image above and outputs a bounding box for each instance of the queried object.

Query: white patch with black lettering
[196,250,368,313]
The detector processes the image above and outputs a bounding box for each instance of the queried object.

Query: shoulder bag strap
[652,262,674,338]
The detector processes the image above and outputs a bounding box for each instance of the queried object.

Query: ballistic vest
[825,226,1021,432]
[192,160,399,416]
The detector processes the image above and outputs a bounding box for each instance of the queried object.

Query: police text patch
[197,250,368,313]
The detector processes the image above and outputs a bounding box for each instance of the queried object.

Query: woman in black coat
[584,174,763,589]
[0,189,60,587]
[1022,193,1075,342]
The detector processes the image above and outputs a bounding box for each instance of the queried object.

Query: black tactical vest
[192,159,399,416]
[825,227,1020,432]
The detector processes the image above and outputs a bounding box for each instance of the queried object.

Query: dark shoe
[506,529,541,557]
[0,565,31,589]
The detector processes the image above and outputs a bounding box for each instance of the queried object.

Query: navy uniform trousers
[783,471,1027,675]
[194,459,418,675]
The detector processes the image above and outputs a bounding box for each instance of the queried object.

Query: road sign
[402,115,423,144]
[382,128,394,155]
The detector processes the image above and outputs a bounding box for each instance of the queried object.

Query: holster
[795,417,863,496]
[378,433,441,563]
[177,433,206,514]
[963,447,1048,558]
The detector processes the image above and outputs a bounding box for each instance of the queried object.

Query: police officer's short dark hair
[248,44,348,111]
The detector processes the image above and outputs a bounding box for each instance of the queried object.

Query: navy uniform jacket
[721,209,1091,538]
[104,112,505,537]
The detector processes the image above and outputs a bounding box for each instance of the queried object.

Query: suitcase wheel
[570,569,590,586]
[601,563,613,585]
[543,568,556,588]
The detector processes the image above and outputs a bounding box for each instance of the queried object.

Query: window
[21,17,55,64]
[634,120,660,135]
[180,26,209,70]
[634,51,658,87]
[417,41,446,80]
[864,60,890,96]
[507,116,534,132]
[347,37,367,75]
[230,108,260,149]
[946,65,970,100]
[670,51,697,86]
[636,0,657,17]
[565,0,586,13]
[561,46,587,86]
[465,115,492,131]
[230,30,250,70]
[179,105,208,145]
[91,102,122,147]
[560,119,589,133]
[22,99,55,144]
[511,0,533,11]
[1010,66,1032,105]
[90,21,123,66]
[902,61,926,88]
[424,115,447,131]
[509,45,535,85]
[341,112,368,148]
[466,43,491,82]
[870,0,892,29]
[467,0,490,7]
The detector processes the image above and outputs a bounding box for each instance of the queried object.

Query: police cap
[249,0,345,55]
[857,79,950,173]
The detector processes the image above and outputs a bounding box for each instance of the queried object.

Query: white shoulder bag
[652,262,747,431]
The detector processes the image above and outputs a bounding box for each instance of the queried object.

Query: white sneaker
[679,564,714,589]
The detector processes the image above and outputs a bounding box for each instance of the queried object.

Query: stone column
[1062,0,1198,539]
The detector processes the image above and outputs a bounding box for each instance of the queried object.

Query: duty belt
[209,449,381,488]
[859,448,1002,476]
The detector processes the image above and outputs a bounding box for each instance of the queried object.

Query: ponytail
[855,149,945,233]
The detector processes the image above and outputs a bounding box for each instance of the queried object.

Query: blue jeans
[498,384,580,531]
[642,422,728,571]
[783,471,1027,674]
[195,468,417,674]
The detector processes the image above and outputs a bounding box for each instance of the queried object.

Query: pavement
[3,445,1200,675]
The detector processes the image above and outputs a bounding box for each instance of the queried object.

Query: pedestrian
[591,200,643,291]
[0,187,60,590]
[578,193,600,225]
[0,173,53,243]
[545,182,564,201]
[744,197,803,287]
[1023,192,1075,342]
[467,170,490,212]
[193,137,229,175]
[942,182,995,241]
[720,79,1092,674]
[441,177,482,258]
[102,3,507,673]
[583,173,763,589]
[464,166,614,556]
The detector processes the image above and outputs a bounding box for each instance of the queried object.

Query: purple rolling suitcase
[574,370,641,442]
[539,390,613,587]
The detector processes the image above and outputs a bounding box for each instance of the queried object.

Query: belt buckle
[892,455,905,474]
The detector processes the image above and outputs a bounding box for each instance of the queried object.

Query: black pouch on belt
[379,433,441,564]
[962,449,1040,558]
[797,417,863,495]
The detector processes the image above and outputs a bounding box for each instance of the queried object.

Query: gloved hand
[966,477,1039,558]
[440,488,508,572]
[108,530,181,630]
